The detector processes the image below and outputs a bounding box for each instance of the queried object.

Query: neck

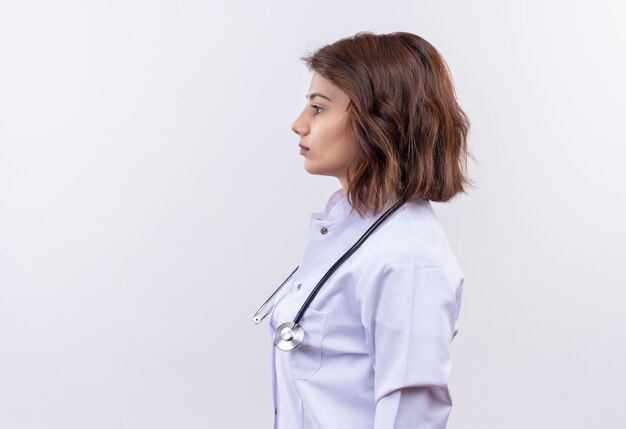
[338,176,349,195]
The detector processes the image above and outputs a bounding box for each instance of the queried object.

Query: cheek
[330,139,358,169]
[335,126,357,158]
[310,118,354,159]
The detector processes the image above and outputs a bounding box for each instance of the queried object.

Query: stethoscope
[252,198,405,352]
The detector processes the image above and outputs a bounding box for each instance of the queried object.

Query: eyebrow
[306,92,332,102]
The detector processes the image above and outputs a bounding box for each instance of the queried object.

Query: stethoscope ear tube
[252,266,299,324]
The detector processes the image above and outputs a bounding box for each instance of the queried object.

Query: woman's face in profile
[291,72,358,188]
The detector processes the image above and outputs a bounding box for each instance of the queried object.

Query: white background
[1,1,624,428]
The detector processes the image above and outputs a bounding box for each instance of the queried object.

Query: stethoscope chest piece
[274,321,304,351]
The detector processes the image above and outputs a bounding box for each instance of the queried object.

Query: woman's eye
[310,105,323,115]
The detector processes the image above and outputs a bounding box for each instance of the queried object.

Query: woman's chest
[268,214,394,379]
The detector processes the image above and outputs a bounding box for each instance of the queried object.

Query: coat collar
[308,187,353,225]
[324,187,354,222]
[309,187,403,225]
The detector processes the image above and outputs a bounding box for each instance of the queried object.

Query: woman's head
[291,31,474,218]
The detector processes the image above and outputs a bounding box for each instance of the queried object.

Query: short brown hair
[300,31,475,218]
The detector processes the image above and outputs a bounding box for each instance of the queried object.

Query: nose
[291,110,308,137]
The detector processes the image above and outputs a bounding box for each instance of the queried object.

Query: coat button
[296,283,302,290]
[320,226,328,235]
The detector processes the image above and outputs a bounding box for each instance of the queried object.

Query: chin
[302,160,315,174]
[303,159,341,177]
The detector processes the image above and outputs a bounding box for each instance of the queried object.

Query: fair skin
[291,72,359,193]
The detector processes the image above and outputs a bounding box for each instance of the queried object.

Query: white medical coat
[268,188,464,428]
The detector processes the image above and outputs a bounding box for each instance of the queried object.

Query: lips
[299,144,310,150]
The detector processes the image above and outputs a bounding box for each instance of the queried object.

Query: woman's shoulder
[357,199,463,282]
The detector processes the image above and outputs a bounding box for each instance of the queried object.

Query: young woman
[253,31,473,429]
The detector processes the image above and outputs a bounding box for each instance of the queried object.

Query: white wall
[0,1,624,428]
